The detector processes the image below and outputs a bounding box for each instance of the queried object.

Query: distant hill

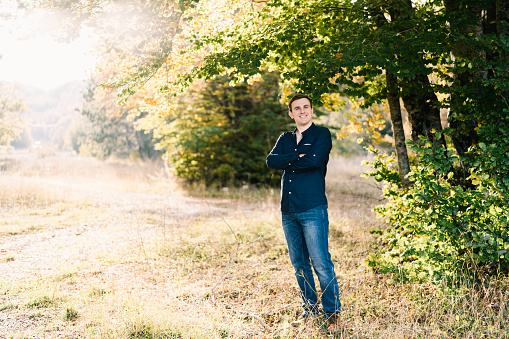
[21,81,86,124]
[12,81,87,149]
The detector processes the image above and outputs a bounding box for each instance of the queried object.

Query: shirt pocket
[299,143,313,154]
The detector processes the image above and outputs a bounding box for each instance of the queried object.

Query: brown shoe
[326,313,341,334]
[290,315,314,328]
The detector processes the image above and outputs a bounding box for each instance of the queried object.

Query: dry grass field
[1,150,509,339]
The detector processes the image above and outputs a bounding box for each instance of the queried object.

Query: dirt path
[2,177,226,274]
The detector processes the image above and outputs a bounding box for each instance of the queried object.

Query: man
[266,93,341,334]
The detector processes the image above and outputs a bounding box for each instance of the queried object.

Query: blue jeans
[282,205,341,315]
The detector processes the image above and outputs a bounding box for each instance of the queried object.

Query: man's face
[289,98,313,127]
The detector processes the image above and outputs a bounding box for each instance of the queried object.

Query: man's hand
[299,154,306,157]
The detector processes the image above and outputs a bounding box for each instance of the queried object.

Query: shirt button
[289,180,292,182]
[294,149,297,151]
[289,192,292,194]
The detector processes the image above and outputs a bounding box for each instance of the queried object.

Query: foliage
[181,0,445,106]
[0,83,24,151]
[75,76,158,160]
[363,0,509,281]
[157,72,290,186]
[366,128,509,281]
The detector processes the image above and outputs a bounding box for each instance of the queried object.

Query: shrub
[366,129,509,282]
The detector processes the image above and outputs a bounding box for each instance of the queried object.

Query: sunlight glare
[0,8,98,90]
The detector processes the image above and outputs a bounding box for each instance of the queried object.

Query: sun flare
[0,6,98,90]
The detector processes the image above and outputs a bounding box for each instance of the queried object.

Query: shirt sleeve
[288,128,332,172]
[266,133,299,170]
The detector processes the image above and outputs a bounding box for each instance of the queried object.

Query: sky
[0,3,99,90]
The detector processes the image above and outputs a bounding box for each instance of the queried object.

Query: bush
[366,129,509,282]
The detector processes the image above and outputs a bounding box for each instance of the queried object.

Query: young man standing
[266,93,341,334]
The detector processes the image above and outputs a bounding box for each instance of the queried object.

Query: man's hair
[288,93,313,112]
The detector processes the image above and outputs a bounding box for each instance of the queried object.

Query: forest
[1,0,509,338]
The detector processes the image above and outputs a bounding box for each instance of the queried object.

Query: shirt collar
[292,123,316,136]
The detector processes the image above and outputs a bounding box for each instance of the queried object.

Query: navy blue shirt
[266,123,332,213]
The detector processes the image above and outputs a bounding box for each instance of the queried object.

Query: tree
[0,83,24,151]
[157,71,290,186]
[76,74,159,160]
[182,0,452,183]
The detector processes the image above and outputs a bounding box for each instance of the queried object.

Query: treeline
[75,70,370,186]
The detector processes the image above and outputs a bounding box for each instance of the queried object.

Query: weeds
[89,287,111,298]
[127,321,183,339]
[26,296,56,309]
[0,303,18,311]
[64,307,79,321]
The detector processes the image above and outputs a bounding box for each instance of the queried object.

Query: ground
[1,151,506,339]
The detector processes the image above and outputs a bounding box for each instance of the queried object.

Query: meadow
[0,150,508,338]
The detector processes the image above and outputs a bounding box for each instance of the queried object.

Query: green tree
[366,0,509,280]
[183,0,451,185]
[158,71,290,186]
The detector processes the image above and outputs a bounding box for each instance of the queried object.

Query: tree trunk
[401,74,445,146]
[135,129,148,161]
[444,0,483,158]
[386,71,412,188]
[390,0,445,146]
[133,112,147,161]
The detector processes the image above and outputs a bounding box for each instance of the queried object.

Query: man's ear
[288,110,294,119]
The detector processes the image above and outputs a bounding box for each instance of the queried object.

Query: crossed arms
[266,128,332,172]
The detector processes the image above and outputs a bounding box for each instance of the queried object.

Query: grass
[0,303,18,311]
[26,296,56,309]
[64,307,79,321]
[1,151,509,338]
